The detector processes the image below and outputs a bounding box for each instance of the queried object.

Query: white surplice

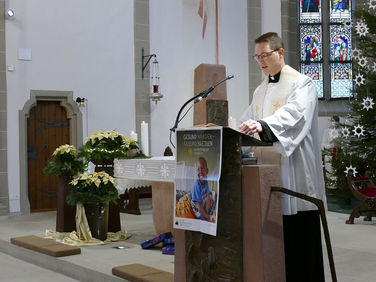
[240,65,326,215]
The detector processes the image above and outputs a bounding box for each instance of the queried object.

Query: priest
[239,32,326,282]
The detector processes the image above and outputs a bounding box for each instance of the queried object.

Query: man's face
[197,159,208,184]
[254,42,284,76]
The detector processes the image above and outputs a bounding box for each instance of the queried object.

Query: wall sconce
[76,97,86,107]
[6,9,14,18]
[142,48,163,104]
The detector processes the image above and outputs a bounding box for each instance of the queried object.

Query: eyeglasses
[253,49,280,62]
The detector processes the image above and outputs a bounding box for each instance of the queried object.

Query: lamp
[142,48,163,104]
[6,8,14,18]
[76,97,86,107]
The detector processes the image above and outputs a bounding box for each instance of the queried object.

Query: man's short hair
[255,32,284,50]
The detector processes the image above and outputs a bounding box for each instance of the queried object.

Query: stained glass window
[329,0,353,98]
[298,0,353,99]
[298,0,324,98]
[301,63,324,98]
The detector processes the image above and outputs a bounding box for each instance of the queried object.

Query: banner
[173,127,222,236]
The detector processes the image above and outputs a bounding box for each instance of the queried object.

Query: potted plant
[80,130,144,166]
[66,171,119,240]
[44,144,87,176]
[44,144,87,232]
[79,130,146,233]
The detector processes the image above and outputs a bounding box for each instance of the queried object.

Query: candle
[140,121,149,156]
[228,116,237,130]
[130,131,138,142]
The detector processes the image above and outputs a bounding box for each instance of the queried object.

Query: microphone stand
[169,75,234,134]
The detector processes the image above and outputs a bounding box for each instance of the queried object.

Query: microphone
[170,74,234,134]
[194,75,234,104]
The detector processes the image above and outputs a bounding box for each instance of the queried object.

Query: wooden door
[27,101,70,212]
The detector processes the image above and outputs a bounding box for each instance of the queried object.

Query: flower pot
[127,149,138,158]
[84,202,109,241]
[91,159,121,232]
[92,158,114,176]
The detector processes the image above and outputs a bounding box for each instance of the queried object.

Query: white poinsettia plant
[81,130,142,160]
[66,171,118,205]
[44,144,86,176]
[52,144,77,156]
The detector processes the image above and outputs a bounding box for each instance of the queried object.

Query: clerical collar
[269,72,281,83]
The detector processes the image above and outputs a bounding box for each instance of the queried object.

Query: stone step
[0,202,8,216]
[0,239,127,282]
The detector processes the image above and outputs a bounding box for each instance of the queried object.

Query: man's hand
[238,119,262,136]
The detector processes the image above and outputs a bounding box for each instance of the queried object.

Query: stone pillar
[193,64,229,127]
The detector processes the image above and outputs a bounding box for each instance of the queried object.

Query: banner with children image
[174,127,222,236]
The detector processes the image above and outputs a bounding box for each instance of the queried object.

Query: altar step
[0,238,126,282]
[0,200,9,216]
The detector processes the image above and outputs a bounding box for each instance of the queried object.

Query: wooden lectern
[174,127,285,282]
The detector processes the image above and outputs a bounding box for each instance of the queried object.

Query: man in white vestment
[239,32,326,282]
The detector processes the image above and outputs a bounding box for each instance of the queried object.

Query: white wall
[6,0,135,212]
[149,0,249,156]
[261,0,281,35]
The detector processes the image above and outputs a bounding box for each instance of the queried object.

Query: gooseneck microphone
[169,74,234,134]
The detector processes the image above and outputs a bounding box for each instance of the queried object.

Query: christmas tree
[328,3,376,193]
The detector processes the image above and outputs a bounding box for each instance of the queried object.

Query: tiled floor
[0,198,376,282]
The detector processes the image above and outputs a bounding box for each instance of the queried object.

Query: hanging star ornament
[354,73,366,86]
[357,56,368,68]
[344,165,357,177]
[361,97,375,111]
[355,20,369,37]
[353,124,365,138]
[329,128,340,140]
[342,126,350,139]
[369,0,376,10]
[351,47,362,60]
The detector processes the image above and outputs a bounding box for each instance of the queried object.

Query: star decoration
[344,165,357,177]
[354,73,366,86]
[342,126,350,139]
[353,124,365,138]
[357,56,368,68]
[329,128,340,140]
[351,47,362,61]
[361,97,374,111]
[369,0,376,10]
[355,20,369,37]
[273,101,281,111]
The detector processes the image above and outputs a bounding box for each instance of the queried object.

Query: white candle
[130,131,138,142]
[140,121,149,156]
[228,116,237,130]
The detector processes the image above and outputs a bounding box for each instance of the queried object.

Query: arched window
[298,0,353,99]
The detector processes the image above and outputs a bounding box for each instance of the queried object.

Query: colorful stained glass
[300,25,322,62]
[299,0,322,23]
[300,63,323,98]
[298,0,353,99]
[330,25,352,62]
[330,0,351,22]
[330,63,353,98]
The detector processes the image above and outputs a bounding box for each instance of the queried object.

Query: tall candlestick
[130,131,138,142]
[141,121,149,156]
[228,116,237,130]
